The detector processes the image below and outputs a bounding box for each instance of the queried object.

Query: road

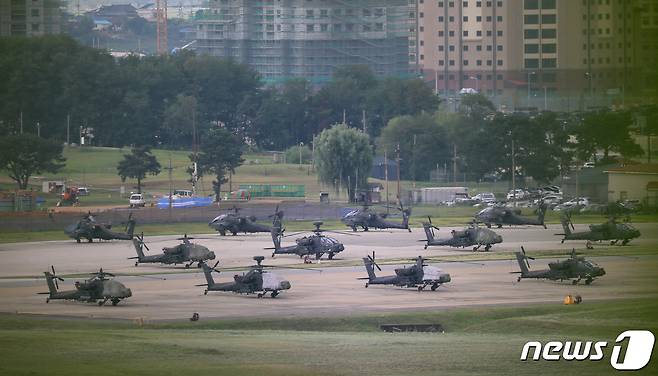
[0,223,656,321]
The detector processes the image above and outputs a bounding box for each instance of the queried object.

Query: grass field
[0,145,516,207]
[0,298,656,375]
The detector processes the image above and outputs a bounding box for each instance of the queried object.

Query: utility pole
[36,121,40,137]
[511,136,516,207]
[166,157,173,218]
[412,134,417,188]
[156,0,168,55]
[395,143,401,200]
[342,109,347,125]
[452,143,457,185]
[66,114,70,145]
[384,149,389,215]
[19,112,23,134]
[362,110,367,134]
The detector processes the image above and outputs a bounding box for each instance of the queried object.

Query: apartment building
[0,0,62,36]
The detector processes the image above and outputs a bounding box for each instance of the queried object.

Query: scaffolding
[193,0,413,84]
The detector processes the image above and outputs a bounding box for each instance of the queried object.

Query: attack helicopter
[513,247,606,285]
[64,212,136,243]
[557,214,641,249]
[360,253,451,291]
[209,205,283,236]
[474,203,547,229]
[129,233,216,268]
[198,256,307,298]
[40,266,132,306]
[268,221,350,260]
[421,217,503,251]
[341,199,412,232]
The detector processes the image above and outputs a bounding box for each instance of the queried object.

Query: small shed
[605,164,658,205]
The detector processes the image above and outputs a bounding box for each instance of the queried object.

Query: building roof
[604,164,658,175]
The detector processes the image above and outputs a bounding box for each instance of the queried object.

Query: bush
[284,145,312,164]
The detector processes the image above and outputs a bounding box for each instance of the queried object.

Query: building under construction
[194,0,413,84]
[0,0,62,36]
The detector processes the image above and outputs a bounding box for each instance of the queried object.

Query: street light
[298,142,304,170]
[527,71,536,105]
[469,76,480,92]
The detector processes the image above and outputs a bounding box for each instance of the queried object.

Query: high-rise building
[0,0,62,37]
[193,0,413,84]
[415,0,653,111]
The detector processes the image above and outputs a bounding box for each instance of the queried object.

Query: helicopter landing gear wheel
[219,230,226,236]
[622,239,629,246]
[417,286,424,292]
[88,238,93,243]
[232,232,237,236]
[111,298,120,306]
[271,291,279,298]
[486,223,491,228]
[517,277,521,282]
[46,298,50,303]
[197,262,203,268]
[572,279,579,285]
[484,245,491,252]
[351,226,357,232]
[585,277,593,285]
[204,290,208,295]
[586,241,593,249]
[328,253,334,260]
[134,262,139,267]
[497,224,503,229]
[257,293,264,298]
[363,227,369,232]
[431,283,439,291]
[316,253,323,260]
[365,283,369,288]
[185,264,190,269]
[76,238,81,243]
[424,245,428,250]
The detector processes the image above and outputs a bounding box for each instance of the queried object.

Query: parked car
[554,197,590,211]
[506,189,527,200]
[129,193,145,208]
[77,187,90,196]
[582,162,595,169]
[473,192,496,204]
[538,194,562,208]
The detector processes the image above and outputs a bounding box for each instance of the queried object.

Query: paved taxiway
[0,223,656,321]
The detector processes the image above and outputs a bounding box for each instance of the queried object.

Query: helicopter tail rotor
[520,246,534,269]
[49,265,64,289]
[366,251,382,271]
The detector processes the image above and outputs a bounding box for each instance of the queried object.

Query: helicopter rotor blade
[367,251,382,271]
[260,264,323,272]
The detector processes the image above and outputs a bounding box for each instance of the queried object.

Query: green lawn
[0,298,656,375]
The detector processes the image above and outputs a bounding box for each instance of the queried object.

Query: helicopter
[198,256,298,298]
[557,214,641,249]
[421,217,503,251]
[129,233,216,268]
[474,203,547,229]
[39,266,132,306]
[209,205,283,236]
[513,247,606,285]
[268,221,349,260]
[359,253,451,291]
[64,212,136,243]
[341,199,412,232]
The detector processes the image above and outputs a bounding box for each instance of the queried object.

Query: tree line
[0,36,438,150]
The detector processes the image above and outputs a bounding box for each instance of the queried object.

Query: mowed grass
[0,299,657,375]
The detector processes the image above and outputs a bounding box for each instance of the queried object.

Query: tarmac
[0,223,657,322]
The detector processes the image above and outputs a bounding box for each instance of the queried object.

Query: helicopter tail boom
[362,257,377,280]
[43,272,58,295]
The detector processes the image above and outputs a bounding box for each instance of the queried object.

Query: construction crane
[156,0,168,54]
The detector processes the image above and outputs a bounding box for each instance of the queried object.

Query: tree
[117,146,161,193]
[574,110,643,163]
[196,127,245,202]
[163,94,199,148]
[0,134,65,189]
[377,113,450,181]
[314,123,373,202]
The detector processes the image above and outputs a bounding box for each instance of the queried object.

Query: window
[476,16,482,22]
[438,16,444,22]
[497,45,503,51]
[541,14,556,24]
[542,43,556,53]
[542,58,556,68]
[524,15,539,24]
[439,60,445,65]
[487,60,492,66]
[542,29,556,38]
[463,30,469,36]
[438,45,444,51]
[463,16,468,22]
[463,45,469,51]
[525,44,539,53]
[497,59,503,66]
[476,30,482,36]
[31,9,39,17]
[476,1,482,6]
[438,30,444,36]
[486,45,492,51]
[449,60,455,65]
[525,58,539,68]
[449,16,454,22]
[463,1,468,7]
[477,60,482,65]
[449,30,455,36]
[476,45,482,51]
[524,0,539,9]
[541,0,556,9]
[449,45,455,51]
[306,24,314,32]
[497,30,502,36]
[463,60,469,65]
[497,16,502,22]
